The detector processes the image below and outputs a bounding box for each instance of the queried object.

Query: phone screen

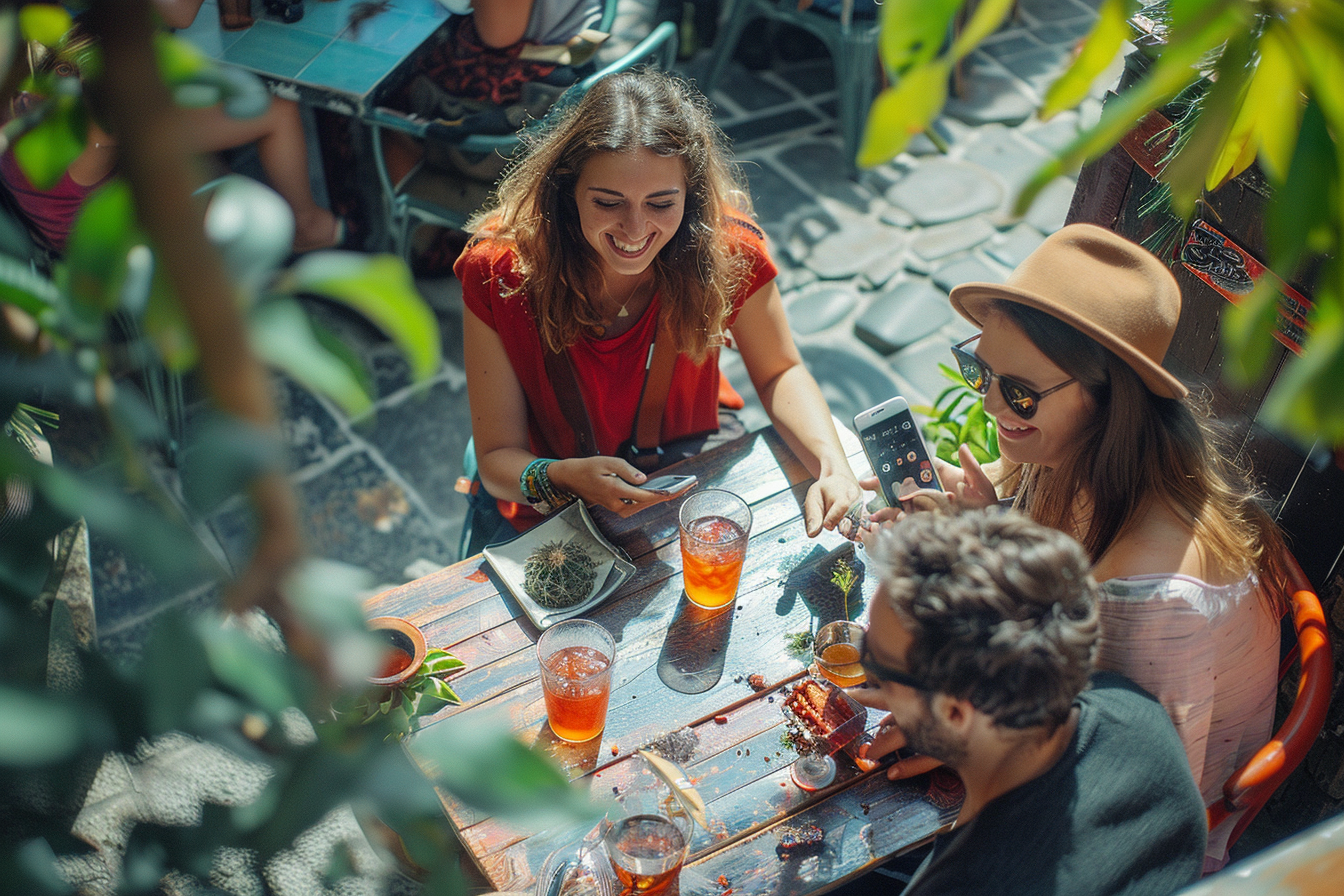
[857,404,941,505]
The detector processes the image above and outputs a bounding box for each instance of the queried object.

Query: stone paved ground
[66,0,1119,892]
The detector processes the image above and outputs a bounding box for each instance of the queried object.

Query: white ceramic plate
[483,502,635,630]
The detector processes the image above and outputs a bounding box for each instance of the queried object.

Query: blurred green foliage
[863,0,1344,450]
[0,3,596,893]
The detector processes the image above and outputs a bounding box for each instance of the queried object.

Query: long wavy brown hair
[468,67,754,363]
[993,300,1288,611]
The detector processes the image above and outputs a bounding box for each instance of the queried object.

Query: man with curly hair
[854,509,1206,896]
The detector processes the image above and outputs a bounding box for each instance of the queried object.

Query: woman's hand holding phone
[548,456,653,513]
[608,472,697,517]
[861,445,998,530]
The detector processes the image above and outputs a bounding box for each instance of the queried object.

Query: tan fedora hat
[949,223,1188,399]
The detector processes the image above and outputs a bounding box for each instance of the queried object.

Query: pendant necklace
[615,278,651,319]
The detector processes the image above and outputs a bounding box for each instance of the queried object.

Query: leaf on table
[637,749,708,831]
[421,648,467,676]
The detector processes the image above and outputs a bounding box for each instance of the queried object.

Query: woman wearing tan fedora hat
[862,223,1287,871]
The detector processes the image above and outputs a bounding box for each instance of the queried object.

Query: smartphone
[640,473,698,496]
[853,397,942,506]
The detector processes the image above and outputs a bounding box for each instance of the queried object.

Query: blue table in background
[179,0,450,115]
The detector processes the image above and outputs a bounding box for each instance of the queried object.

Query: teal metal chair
[365,19,680,262]
[702,0,880,177]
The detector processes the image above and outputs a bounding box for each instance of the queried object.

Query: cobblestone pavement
[70,1,1113,893]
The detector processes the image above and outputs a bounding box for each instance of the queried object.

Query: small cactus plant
[524,539,599,608]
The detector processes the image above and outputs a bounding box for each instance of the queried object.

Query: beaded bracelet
[520,458,573,514]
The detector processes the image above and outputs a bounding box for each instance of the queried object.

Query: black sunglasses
[858,632,929,691]
[951,335,1076,420]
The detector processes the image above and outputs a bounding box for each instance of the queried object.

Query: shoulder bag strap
[628,324,678,470]
[541,347,600,457]
[541,323,678,467]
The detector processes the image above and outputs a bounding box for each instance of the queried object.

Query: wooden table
[364,424,963,895]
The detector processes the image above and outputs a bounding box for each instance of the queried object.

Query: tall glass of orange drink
[537,619,615,743]
[678,489,752,610]
[813,620,867,688]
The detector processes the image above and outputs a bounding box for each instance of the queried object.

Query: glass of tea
[678,489,752,610]
[538,619,616,743]
[813,620,867,688]
[603,759,693,896]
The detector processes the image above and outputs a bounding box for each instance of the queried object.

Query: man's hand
[848,687,945,781]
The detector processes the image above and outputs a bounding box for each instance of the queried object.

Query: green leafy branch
[911,365,1000,466]
[862,0,1344,450]
[785,629,814,657]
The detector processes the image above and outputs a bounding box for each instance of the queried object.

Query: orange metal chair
[1208,550,1334,848]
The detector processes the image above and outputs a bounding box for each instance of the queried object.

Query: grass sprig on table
[785,630,814,656]
[830,557,858,620]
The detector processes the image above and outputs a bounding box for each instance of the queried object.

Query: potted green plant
[336,617,468,741]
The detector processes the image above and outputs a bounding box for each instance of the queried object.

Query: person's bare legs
[180,96,341,252]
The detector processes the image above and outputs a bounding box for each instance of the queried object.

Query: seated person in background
[862,224,1284,871]
[654,0,718,60]
[455,68,862,551]
[0,14,343,255]
[405,0,605,126]
[854,508,1207,896]
[381,0,607,265]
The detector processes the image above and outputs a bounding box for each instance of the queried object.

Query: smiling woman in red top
[455,69,861,548]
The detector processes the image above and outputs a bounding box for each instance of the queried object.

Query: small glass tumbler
[538,619,616,743]
[603,753,694,895]
[678,489,752,610]
[813,620,867,688]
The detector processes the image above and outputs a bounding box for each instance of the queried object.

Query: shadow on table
[535,720,607,774]
[782,541,867,625]
[657,595,736,694]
